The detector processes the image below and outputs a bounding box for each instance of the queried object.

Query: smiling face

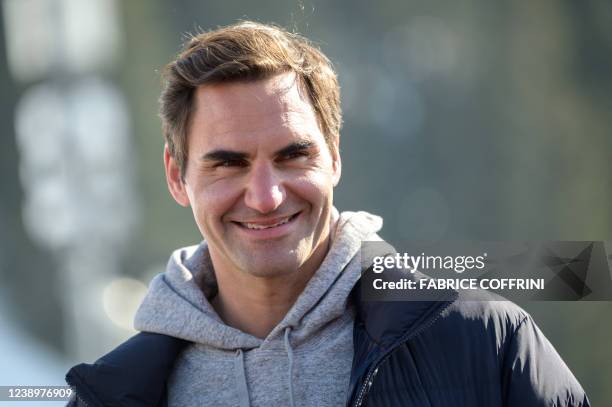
[165,72,341,279]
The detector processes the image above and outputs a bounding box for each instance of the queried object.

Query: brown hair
[159,21,342,178]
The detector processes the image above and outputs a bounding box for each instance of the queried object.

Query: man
[66,21,590,406]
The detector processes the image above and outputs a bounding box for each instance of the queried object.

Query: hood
[133,209,383,351]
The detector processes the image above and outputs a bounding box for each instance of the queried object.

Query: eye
[282,150,310,161]
[215,159,247,168]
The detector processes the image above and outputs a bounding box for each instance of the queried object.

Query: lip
[232,212,301,240]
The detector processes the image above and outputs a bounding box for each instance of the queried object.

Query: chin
[241,257,302,278]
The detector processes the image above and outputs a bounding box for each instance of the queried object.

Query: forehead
[188,73,322,149]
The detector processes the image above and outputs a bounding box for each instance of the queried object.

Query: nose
[244,162,286,214]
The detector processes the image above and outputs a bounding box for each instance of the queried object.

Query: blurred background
[0,0,610,405]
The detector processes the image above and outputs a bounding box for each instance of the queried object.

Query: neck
[211,212,339,339]
[211,268,315,339]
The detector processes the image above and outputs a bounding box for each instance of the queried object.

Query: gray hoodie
[134,210,383,407]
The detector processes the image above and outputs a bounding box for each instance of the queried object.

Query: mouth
[233,212,300,231]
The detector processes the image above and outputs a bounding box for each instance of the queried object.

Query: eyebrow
[275,140,315,157]
[201,149,248,163]
[200,140,315,162]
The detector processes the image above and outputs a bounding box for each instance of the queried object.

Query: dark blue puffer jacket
[347,279,589,406]
[66,271,590,406]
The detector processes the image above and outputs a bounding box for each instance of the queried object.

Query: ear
[164,144,190,207]
[331,139,342,187]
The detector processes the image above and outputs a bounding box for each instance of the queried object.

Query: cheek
[187,180,240,224]
[289,170,335,207]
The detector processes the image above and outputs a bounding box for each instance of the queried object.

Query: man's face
[165,72,341,278]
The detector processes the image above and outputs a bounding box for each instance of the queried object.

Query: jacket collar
[347,267,457,407]
[66,332,188,407]
[352,266,458,351]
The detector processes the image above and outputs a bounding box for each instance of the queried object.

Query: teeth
[243,216,291,230]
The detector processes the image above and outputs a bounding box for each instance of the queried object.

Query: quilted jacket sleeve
[502,315,590,407]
